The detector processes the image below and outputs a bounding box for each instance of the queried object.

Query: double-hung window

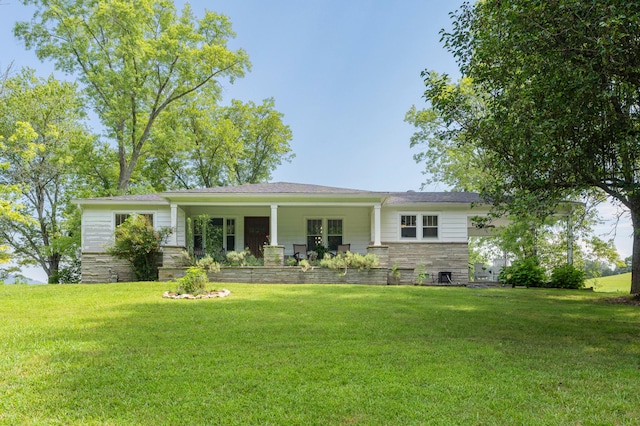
[306,218,344,250]
[401,215,417,238]
[422,215,438,238]
[306,219,323,250]
[400,214,439,240]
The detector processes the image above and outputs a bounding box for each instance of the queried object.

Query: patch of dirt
[601,294,640,306]
[162,289,231,299]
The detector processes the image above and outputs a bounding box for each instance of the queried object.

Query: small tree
[107,214,171,281]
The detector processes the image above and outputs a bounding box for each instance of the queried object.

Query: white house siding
[81,204,171,252]
[380,206,470,243]
[276,206,371,256]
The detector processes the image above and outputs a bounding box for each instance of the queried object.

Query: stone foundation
[80,252,136,283]
[385,242,469,285]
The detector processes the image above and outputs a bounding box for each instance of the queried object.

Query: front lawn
[1,283,638,425]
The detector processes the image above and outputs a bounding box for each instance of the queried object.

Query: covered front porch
[165,201,384,263]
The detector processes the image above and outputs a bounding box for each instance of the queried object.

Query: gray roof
[161,182,381,195]
[76,193,166,203]
[75,182,482,205]
[385,191,483,205]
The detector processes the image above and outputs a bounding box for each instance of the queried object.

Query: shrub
[175,266,208,295]
[107,214,172,281]
[225,249,262,266]
[285,257,297,266]
[499,257,546,288]
[550,264,585,289]
[320,252,379,275]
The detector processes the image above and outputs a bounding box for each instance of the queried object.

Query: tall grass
[1,283,638,425]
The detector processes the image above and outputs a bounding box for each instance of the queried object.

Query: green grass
[587,272,632,293]
[1,283,639,425]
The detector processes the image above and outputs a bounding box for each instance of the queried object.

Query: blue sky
[0,1,632,280]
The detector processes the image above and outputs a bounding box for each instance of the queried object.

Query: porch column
[169,203,178,245]
[270,204,278,246]
[373,204,381,246]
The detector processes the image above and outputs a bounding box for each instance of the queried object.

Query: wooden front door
[244,217,269,258]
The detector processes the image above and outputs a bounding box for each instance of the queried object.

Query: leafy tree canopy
[16,0,251,191]
[423,0,640,294]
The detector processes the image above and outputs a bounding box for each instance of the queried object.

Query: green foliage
[174,266,208,295]
[0,68,92,280]
[107,214,171,281]
[320,252,379,275]
[499,257,546,288]
[285,257,297,267]
[550,264,585,290]
[16,0,251,191]
[435,0,640,294]
[225,249,261,266]
[391,261,401,284]
[196,255,221,274]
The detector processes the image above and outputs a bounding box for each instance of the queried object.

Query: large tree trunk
[631,209,640,295]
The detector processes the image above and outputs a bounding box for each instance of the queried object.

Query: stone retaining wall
[159,266,389,285]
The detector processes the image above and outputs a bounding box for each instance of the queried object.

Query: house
[75,182,496,284]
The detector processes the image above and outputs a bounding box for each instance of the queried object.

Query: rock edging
[162,289,231,299]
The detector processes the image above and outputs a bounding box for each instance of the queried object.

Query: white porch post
[270,204,278,246]
[169,203,178,245]
[373,204,381,246]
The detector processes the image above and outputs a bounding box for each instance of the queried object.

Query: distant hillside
[3,274,45,285]
[586,273,631,293]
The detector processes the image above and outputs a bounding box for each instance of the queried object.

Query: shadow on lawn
[25,286,640,424]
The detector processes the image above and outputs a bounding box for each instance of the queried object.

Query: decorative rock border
[162,289,231,299]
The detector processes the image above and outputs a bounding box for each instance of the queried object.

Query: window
[401,215,417,238]
[226,219,235,252]
[327,219,343,251]
[115,213,153,227]
[400,214,439,240]
[422,215,438,238]
[306,219,323,250]
[306,218,344,250]
[194,217,224,256]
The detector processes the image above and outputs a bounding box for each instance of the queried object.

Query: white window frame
[114,211,155,228]
[398,213,440,241]
[193,216,237,252]
[304,217,345,249]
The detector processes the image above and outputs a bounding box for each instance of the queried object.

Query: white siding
[380,206,471,243]
[276,206,371,255]
[81,204,171,252]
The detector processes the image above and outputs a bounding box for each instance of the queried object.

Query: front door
[244,217,269,258]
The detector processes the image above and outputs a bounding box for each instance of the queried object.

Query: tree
[407,72,620,275]
[16,0,250,191]
[144,96,293,190]
[0,68,93,282]
[431,1,640,294]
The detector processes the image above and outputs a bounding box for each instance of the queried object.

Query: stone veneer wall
[159,266,388,285]
[385,242,469,285]
[80,252,136,283]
